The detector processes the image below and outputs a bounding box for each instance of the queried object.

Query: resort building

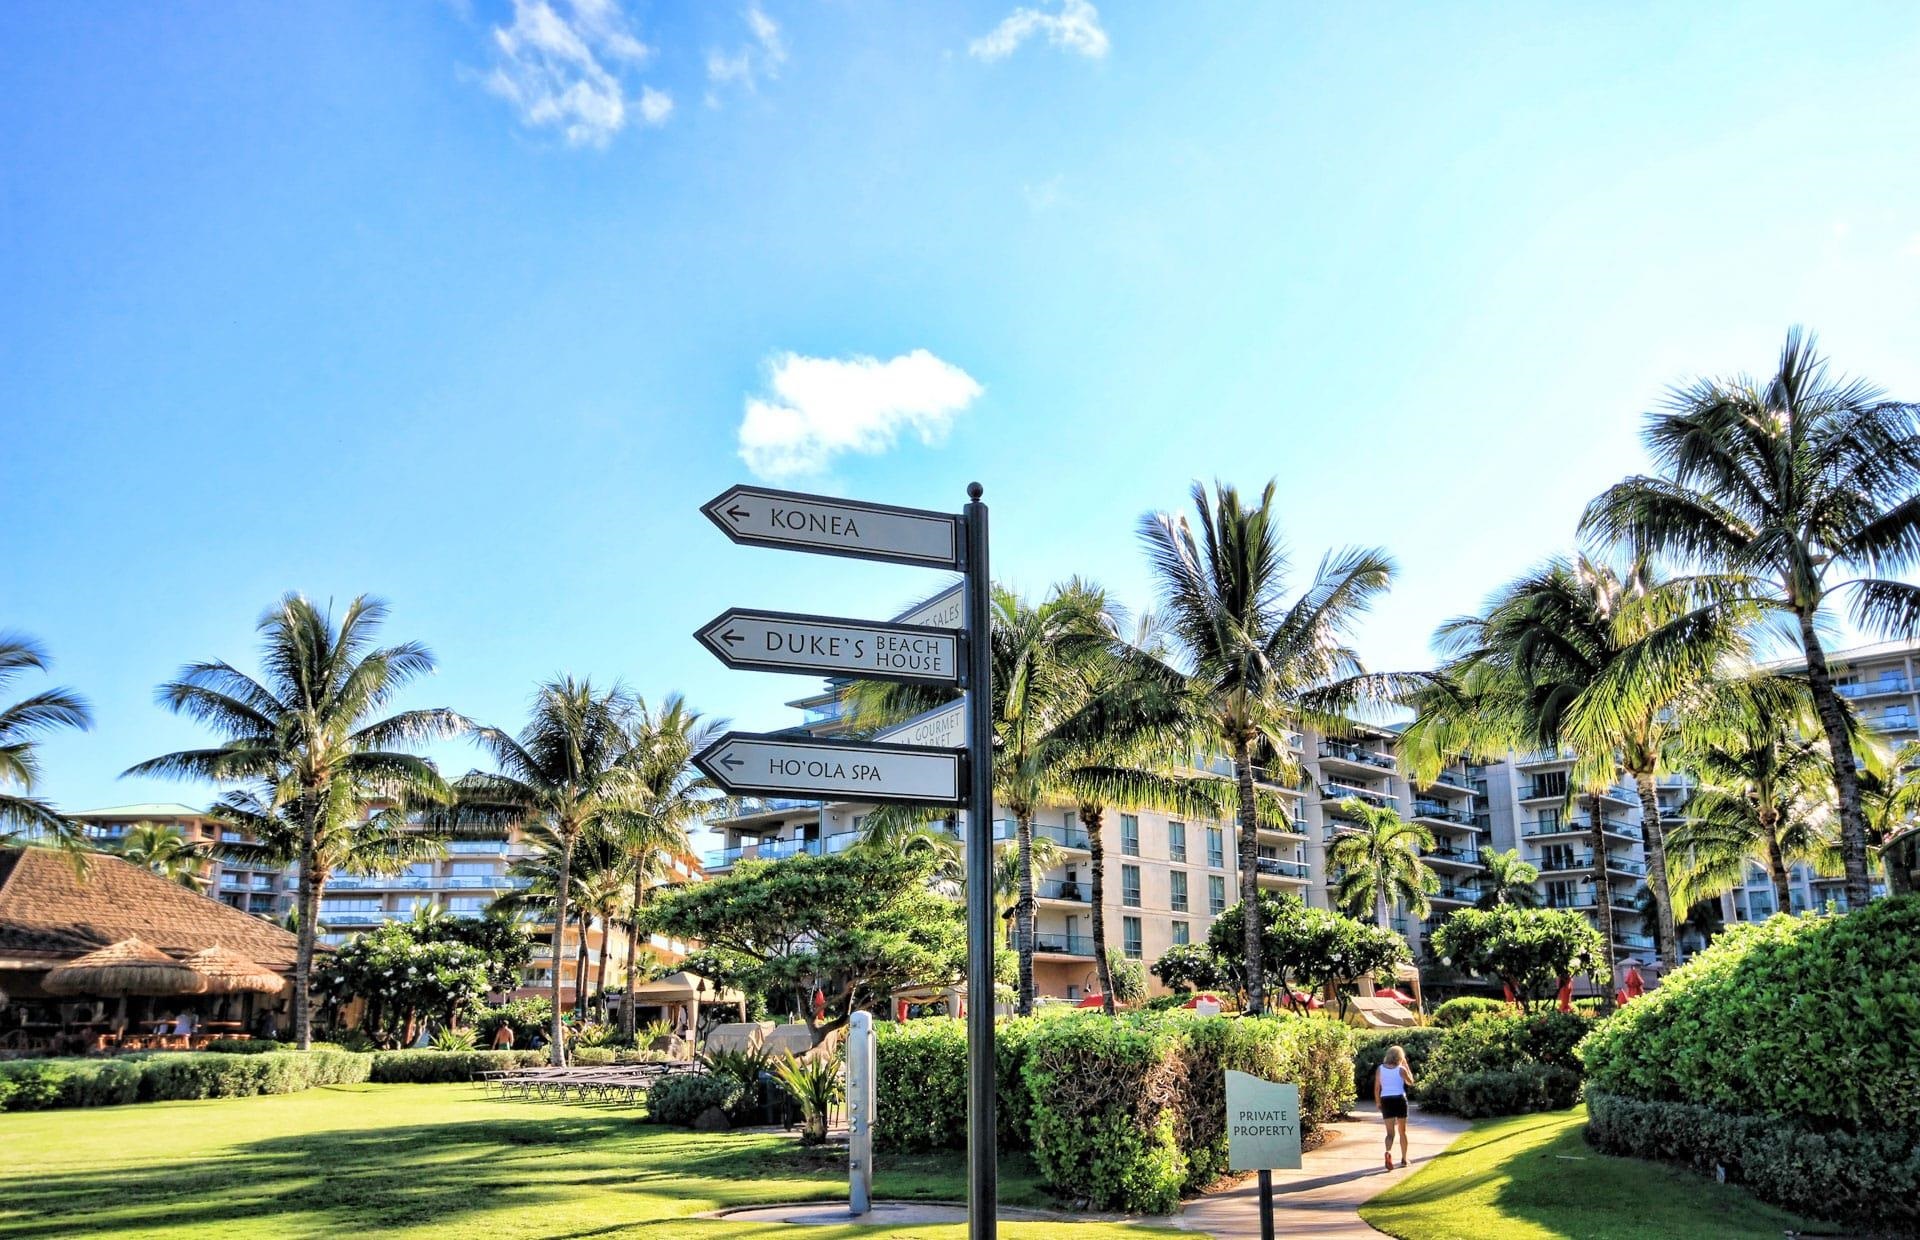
[67,803,293,920]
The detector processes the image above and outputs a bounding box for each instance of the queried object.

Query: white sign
[702,485,961,570]
[696,609,960,686]
[1226,1071,1302,1172]
[892,581,965,631]
[873,699,966,749]
[695,731,965,806]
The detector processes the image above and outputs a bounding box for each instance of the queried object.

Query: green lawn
[0,1083,1161,1240]
[1360,1106,1834,1240]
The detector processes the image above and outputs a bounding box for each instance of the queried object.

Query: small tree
[1104,949,1148,1006]
[1206,892,1408,1016]
[1429,906,1608,1010]
[1151,942,1232,994]
[314,921,492,1045]
[641,850,969,1046]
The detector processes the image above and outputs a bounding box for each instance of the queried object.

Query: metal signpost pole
[962,482,996,1240]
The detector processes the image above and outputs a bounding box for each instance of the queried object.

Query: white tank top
[1378,1065,1407,1097]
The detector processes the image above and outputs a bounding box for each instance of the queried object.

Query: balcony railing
[1318,741,1395,770]
[1614,932,1656,950]
[1423,846,1485,866]
[1032,933,1095,956]
[1535,852,1646,877]
[1033,822,1092,850]
[1837,678,1910,698]
[1523,819,1640,841]
[324,873,530,892]
[1034,879,1090,902]
[1320,782,1395,808]
[1431,883,1482,903]
[1411,801,1476,825]
[1255,857,1311,879]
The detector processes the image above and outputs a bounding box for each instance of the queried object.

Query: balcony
[1836,677,1911,699]
[316,911,403,927]
[324,873,530,892]
[1034,879,1090,903]
[1613,932,1656,951]
[1535,853,1646,877]
[706,832,858,868]
[1320,782,1395,808]
[1431,883,1482,905]
[1318,741,1396,772]
[1523,819,1641,842]
[1255,856,1311,881]
[1032,933,1096,957]
[1411,801,1477,826]
[1422,846,1485,869]
[1033,822,1092,851]
[1543,891,1644,912]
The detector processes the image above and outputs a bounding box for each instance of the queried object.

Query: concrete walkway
[1175,1105,1471,1238]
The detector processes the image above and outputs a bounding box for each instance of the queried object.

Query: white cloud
[737,349,984,480]
[969,0,1108,62]
[484,0,667,147]
[706,4,787,104]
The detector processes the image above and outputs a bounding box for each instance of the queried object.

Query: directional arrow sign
[872,699,966,749]
[695,731,965,806]
[696,609,961,686]
[702,485,962,570]
[891,580,965,631]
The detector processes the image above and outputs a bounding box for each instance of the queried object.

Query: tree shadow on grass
[0,1109,846,1240]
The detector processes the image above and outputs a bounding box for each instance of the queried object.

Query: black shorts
[1380,1095,1408,1120]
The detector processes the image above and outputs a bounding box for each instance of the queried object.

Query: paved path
[1175,1105,1470,1239]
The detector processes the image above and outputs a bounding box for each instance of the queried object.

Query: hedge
[1419,1011,1592,1117]
[647,1072,744,1126]
[1177,1011,1354,1190]
[1577,896,1920,1230]
[0,1050,371,1111]
[1350,1028,1446,1101]
[1586,1091,1917,1231]
[1431,997,1506,1026]
[364,1049,548,1083]
[873,1018,1040,1152]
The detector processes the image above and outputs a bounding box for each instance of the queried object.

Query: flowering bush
[313,921,492,1042]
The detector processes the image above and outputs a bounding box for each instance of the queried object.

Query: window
[1122,864,1141,908]
[1121,814,1140,856]
[1168,820,1187,862]
[1535,808,1560,832]
[1209,875,1227,915]
[1531,770,1569,799]
[1169,870,1188,913]
[1122,916,1143,959]
[1207,827,1225,868]
[1171,920,1190,946]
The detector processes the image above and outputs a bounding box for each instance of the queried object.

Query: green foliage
[425,914,536,993]
[873,1019,969,1152]
[1150,942,1231,994]
[313,920,495,1042]
[1022,1012,1188,1214]
[0,1051,373,1112]
[647,1071,745,1127]
[431,1026,478,1052]
[1431,996,1507,1026]
[1205,893,1408,1013]
[571,1046,615,1066]
[1351,1027,1447,1100]
[772,1051,845,1143]
[472,996,551,1044]
[1429,906,1608,1006]
[1104,950,1147,1005]
[1178,1012,1354,1189]
[1579,896,1920,1140]
[365,1049,547,1083]
[1419,1011,1594,1116]
[645,851,967,1040]
[201,1038,282,1054]
[1586,1091,1917,1231]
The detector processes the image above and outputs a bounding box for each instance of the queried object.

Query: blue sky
[6,1,1920,813]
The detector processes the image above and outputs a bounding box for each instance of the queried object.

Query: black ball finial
[967,482,984,501]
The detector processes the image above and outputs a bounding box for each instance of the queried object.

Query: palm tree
[1859,741,1920,897]
[1668,707,1833,916]
[0,634,92,848]
[129,595,462,1048]
[1327,799,1437,930]
[113,821,212,890]
[214,781,450,922]
[1477,848,1541,908]
[1141,480,1402,1015]
[450,679,650,1063]
[613,695,720,1037]
[1581,328,1920,907]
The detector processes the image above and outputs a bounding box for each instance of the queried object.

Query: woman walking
[1374,1045,1415,1169]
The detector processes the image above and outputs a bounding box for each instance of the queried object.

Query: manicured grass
[1360,1106,1834,1240]
[0,1083,1166,1239]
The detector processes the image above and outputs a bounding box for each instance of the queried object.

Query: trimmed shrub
[1350,1028,1446,1101]
[994,1018,1038,1147]
[1023,1012,1189,1214]
[1431,997,1506,1026]
[1586,1091,1917,1231]
[202,1038,282,1055]
[1179,1012,1353,1190]
[572,1046,615,1066]
[647,1072,744,1126]
[1438,1064,1580,1118]
[0,1061,63,1111]
[1418,1011,1593,1115]
[366,1049,546,1083]
[1577,897,1920,1230]
[872,1017,1040,1153]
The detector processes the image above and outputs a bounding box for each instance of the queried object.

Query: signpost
[697,481,997,1240]
[696,608,961,686]
[1225,1071,1303,1240]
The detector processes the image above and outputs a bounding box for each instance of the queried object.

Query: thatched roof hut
[43,938,210,998]
[183,946,286,996]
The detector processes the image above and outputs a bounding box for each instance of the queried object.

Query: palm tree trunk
[1375,883,1390,933]
[1632,771,1679,968]
[1016,813,1035,1016]
[1234,737,1264,1016]
[594,927,610,1019]
[293,817,320,1052]
[1083,804,1115,1017]
[549,831,574,1066]
[1797,607,1872,907]
[1762,818,1792,916]
[1587,796,1618,1011]
[624,868,646,1039]
[575,916,591,1021]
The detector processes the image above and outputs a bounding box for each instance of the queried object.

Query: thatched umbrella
[44,938,209,1026]
[183,946,287,996]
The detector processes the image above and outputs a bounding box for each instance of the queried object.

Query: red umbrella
[1076,992,1106,1008]
[1624,965,1645,999]
[1287,990,1323,1009]
[1556,976,1574,1013]
[1376,987,1413,1004]
[1181,992,1223,1009]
